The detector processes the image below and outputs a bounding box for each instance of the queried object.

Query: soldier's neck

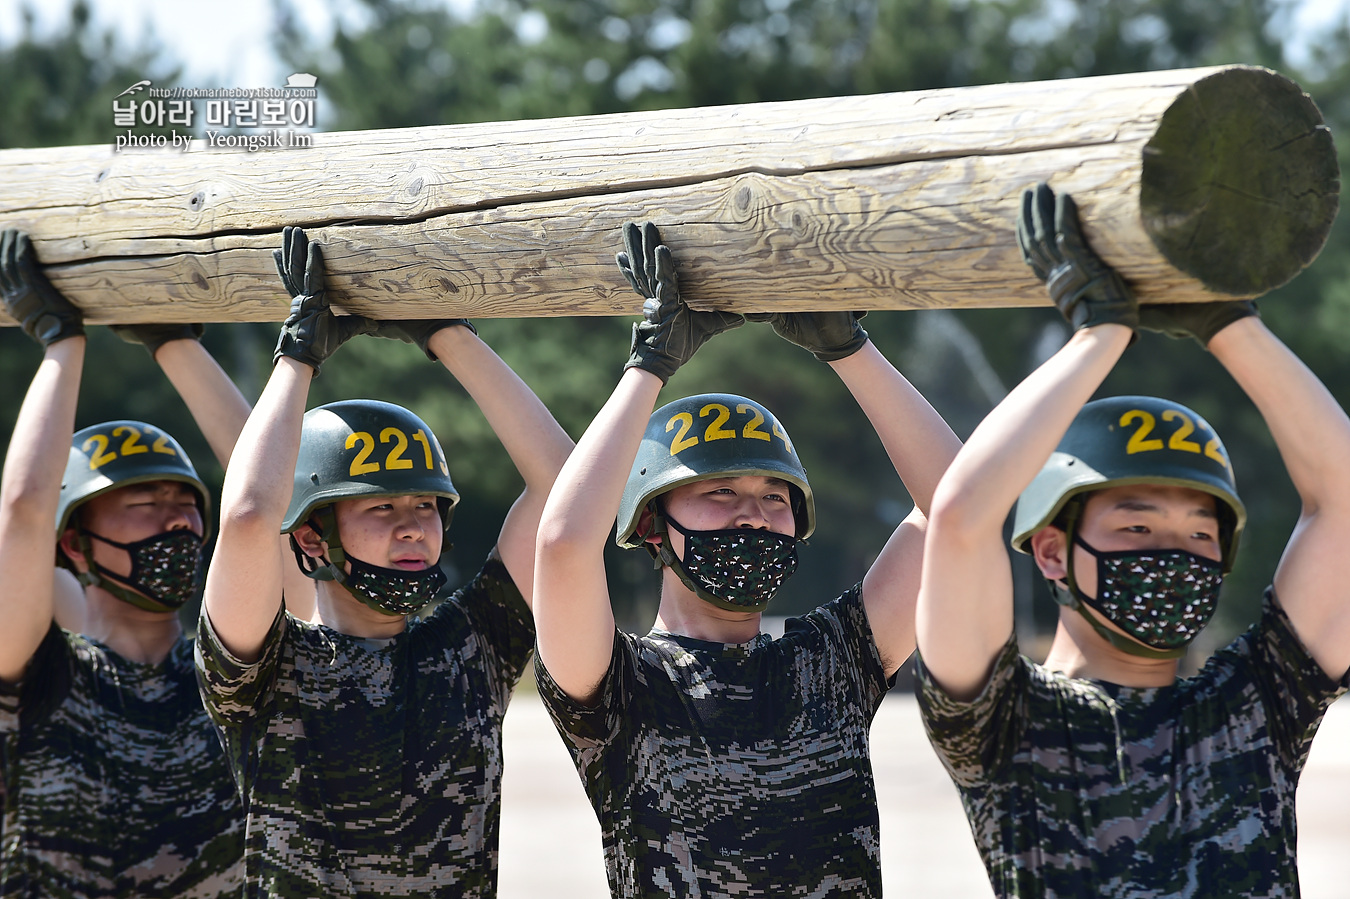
[1042,618,1179,687]
[313,581,409,639]
[81,588,182,666]
[654,574,761,644]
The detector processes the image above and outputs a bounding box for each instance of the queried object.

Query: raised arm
[0,229,86,681]
[372,320,575,607]
[112,325,249,470]
[748,310,962,675]
[534,222,742,703]
[1211,320,1350,677]
[916,184,1137,700]
[203,227,371,659]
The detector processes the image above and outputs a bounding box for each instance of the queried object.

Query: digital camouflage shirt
[0,625,244,898]
[194,555,533,899]
[916,590,1350,899]
[536,585,894,899]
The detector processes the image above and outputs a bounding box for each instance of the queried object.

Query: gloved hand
[272,226,375,374]
[746,311,869,362]
[111,322,205,357]
[1017,183,1138,332]
[1138,300,1259,348]
[618,221,743,383]
[369,319,477,361]
[0,229,84,347]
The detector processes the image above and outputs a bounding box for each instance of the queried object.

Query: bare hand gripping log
[0,64,1337,325]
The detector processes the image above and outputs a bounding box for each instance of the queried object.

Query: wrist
[424,320,478,359]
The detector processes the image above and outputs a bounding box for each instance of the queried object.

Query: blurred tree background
[2,0,1348,665]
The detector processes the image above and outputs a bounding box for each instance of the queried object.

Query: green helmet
[57,420,210,542]
[282,399,459,535]
[1011,395,1246,571]
[617,393,814,549]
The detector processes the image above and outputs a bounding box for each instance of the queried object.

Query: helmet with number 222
[1012,395,1246,571]
[617,393,814,549]
[57,420,210,540]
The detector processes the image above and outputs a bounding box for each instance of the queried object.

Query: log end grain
[1141,65,1340,296]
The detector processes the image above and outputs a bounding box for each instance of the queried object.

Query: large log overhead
[0,64,1337,326]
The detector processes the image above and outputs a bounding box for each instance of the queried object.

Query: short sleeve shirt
[535,585,894,898]
[194,555,533,899]
[915,590,1350,899]
[0,626,244,898]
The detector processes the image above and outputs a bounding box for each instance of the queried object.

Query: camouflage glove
[369,319,478,361]
[111,322,205,357]
[1017,182,1139,332]
[0,229,84,347]
[1138,300,1259,348]
[272,226,375,374]
[746,311,869,362]
[618,221,743,384]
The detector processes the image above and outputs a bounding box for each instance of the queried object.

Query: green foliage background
[3,0,1349,656]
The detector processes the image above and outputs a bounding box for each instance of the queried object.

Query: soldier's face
[64,480,203,575]
[332,494,443,571]
[1069,484,1222,599]
[661,475,796,554]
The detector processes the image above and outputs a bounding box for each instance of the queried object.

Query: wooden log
[0,64,1337,325]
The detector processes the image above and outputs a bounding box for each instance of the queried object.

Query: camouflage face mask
[1072,535,1223,651]
[80,528,204,612]
[660,512,798,613]
[342,552,447,617]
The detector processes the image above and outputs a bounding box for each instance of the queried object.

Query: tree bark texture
[0,64,1337,325]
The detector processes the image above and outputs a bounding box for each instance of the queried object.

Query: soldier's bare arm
[422,325,574,610]
[917,183,1139,700]
[0,338,85,682]
[1209,318,1350,678]
[204,227,370,659]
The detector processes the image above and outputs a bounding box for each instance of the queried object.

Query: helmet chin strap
[1053,510,1187,661]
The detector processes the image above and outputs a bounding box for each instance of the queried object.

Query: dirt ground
[498,690,1350,898]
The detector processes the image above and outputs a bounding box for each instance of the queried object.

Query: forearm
[426,325,574,490]
[539,367,661,551]
[1209,318,1350,507]
[153,338,252,469]
[828,341,961,515]
[935,325,1129,534]
[204,360,312,660]
[0,338,85,681]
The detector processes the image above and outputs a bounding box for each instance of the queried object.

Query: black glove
[111,322,205,357]
[369,319,477,361]
[746,311,869,362]
[272,226,374,374]
[618,221,743,383]
[0,229,84,347]
[1016,183,1138,332]
[1138,300,1259,348]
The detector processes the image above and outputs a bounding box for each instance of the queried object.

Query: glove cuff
[812,326,869,363]
[1199,300,1259,346]
[625,323,676,384]
[34,313,85,348]
[273,333,323,376]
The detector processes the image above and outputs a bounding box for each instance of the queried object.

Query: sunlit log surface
[0,64,1336,325]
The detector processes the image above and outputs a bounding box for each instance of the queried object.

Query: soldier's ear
[636,507,662,545]
[1030,526,1069,581]
[57,528,90,572]
[291,524,326,559]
